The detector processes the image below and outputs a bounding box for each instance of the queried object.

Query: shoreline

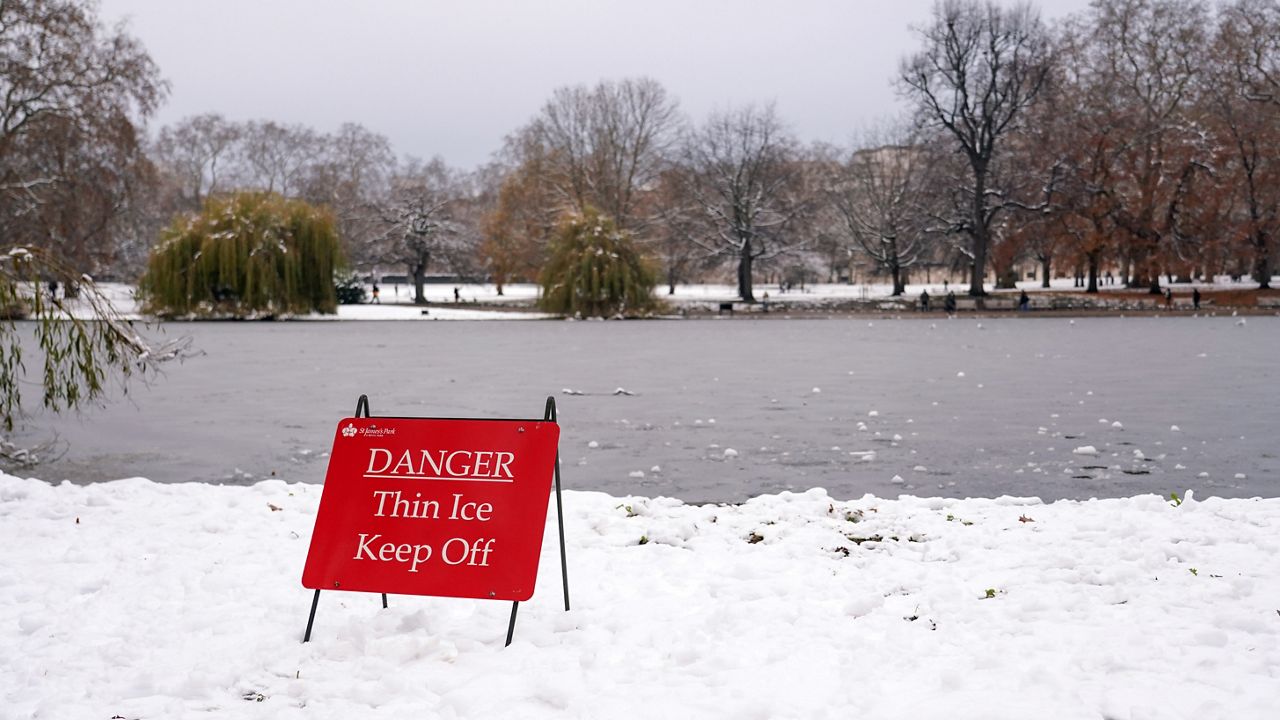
[345,285,1280,320]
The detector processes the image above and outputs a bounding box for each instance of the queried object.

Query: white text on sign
[372,491,493,521]
[352,534,496,572]
[365,448,515,482]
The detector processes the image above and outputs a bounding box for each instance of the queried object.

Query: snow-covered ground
[2,471,1277,719]
[71,275,1280,322]
[78,284,553,321]
[360,275,1280,309]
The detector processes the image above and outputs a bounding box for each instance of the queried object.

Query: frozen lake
[13,315,1279,502]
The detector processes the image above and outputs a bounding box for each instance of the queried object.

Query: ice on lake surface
[18,315,1279,503]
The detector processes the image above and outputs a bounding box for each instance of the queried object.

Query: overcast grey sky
[98,0,1094,169]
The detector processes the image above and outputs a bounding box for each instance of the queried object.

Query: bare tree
[516,77,681,231]
[899,0,1052,296]
[151,113,240,211]
[300,122,396,269]
[1220,0,1280,106]
[237,120,320,198]
[646,167,705,294]
[1,0,164,279]
[828,127,932,295]
[373,157,464,304]
[996,70,1078,290]
[11,111,159,281]
[437,169,489,282]
[681,104,808,302]
[1012,13,1125,294]
[479,154,557,295]
[1080,0,1209,292]
[1212,0,1280,287]
[1,1,190,449]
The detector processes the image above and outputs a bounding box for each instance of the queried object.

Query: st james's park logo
[341,422,397,439]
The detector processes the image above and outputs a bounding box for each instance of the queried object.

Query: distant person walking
[944,291,957,314]
[1192,288,1201,310]
[1019,290,1030,311]
[371,283,380,304]
[919,289,930,311]
[453,287,461,303]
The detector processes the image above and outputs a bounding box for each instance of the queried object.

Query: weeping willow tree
[1,247,190,458]
[538,208,658,318]
[140,192,343,317]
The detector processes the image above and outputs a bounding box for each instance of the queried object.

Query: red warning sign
[302,417,560,601]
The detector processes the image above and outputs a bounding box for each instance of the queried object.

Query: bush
[140,192,344,317]
[334,271,367,305]
[538,208,658,317]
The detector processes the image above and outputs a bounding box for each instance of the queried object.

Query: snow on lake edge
[1,472,1277,719]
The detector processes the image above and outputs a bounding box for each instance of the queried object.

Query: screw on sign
[301,403,567,644]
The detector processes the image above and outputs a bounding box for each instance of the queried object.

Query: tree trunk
[1040,257,1051,288]
[969,170,988,297]
[890,262,904,296]
[1133,248,1161,293]
[410,255,429,304]
[1255,230,1272,290]
[1086,252,1099,294]
[737,240,755,302]
[411,266,427,304]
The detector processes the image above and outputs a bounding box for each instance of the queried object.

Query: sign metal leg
[505,601,520,646]
[544,396,570,612]
[303,589,321,642]
[554,451,570,611]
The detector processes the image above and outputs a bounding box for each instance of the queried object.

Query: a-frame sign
[301,395,570,645]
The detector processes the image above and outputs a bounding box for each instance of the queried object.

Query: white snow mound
[0,473,1277,717]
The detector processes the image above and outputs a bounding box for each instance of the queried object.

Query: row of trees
[5,0,1279,306]
[460,0,1280,300]
[147,116,485,304]
[4,0,1276,438]
[902,0,1279,296]
[481,0,1278,301]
